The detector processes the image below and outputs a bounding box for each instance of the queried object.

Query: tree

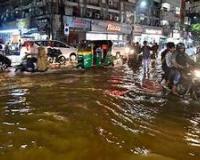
[188,23,200,41]
[191,23,200,33]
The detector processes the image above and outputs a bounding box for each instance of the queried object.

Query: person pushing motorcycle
[170,43,194,95]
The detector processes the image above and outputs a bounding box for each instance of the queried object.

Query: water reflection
[185,113,200,158]
[94,65,168,157]
[0,65,199,159]
[5,88,31,115]
[0,87,30,154]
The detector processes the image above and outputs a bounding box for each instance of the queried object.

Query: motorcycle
[15,54,37,72]
[47,48,66,65]
[176,67,200,99]
[0,53,11,71]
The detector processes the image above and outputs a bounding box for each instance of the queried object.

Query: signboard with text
[63,16,91,31]
[107,24,121,32]
[92,20,131,34]
[145,29,162,35]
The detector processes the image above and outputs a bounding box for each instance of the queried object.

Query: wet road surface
[0,65,199,160]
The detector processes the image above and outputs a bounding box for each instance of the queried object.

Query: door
[53,41,71,59]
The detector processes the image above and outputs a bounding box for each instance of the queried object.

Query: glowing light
[130,49,134,54]
[0,29,19,34]
[140,1,147,8]
[125,47,130,53]
[194,70,200,78]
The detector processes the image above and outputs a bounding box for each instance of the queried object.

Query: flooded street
[0,65,199,160]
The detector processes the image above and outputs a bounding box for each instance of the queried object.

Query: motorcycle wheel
[48,57,54,64]
[193,87,200,99]
[177,83,188,95]
[70,54,77,62]
[58,56,66,65]
[0,62,7,71]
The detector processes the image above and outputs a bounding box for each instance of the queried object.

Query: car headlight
[125,47,130,53]
[193,70,200,78]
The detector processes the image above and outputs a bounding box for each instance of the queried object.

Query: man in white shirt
[162,42,176,91]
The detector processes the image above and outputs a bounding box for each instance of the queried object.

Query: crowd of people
[131,40,196,96]
[161,42,194,96]
[0,38,198,96]
[130,41,159,68]
[0,40,22,55]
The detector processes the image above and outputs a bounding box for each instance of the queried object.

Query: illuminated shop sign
[107,24,121,32]
[63,16,91,31]
[145,29,162,35]
[17,18,30,30]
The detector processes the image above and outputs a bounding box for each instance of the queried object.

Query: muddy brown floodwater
[0,65,199,160]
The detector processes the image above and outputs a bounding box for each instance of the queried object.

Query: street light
[140,1,147,9]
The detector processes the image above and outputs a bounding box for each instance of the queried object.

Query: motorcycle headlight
[125,47,130,53]
[193,70,200,78]
[130,49,134,54]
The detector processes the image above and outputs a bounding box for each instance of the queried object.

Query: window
[53,41,67,48]
[35,41,43,46]
[36,41,52,47]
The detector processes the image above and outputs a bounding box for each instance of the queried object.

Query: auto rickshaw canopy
[78,40,113,53]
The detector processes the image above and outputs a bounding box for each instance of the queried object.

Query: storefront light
[0,29,19,34]
[41,35,48,40]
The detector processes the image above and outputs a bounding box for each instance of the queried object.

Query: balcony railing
[67,0,79,3]
[186,10,200,16]
[87,0,100,6]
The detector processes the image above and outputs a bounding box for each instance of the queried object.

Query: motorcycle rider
[17,41,38,72]
[170,43,194,95]
[163,43,176,89]
[161,42,175,82]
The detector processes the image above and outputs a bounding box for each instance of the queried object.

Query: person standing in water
[141,41,151,74]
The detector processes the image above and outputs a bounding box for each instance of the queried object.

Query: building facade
[0,0,136,45]
[133,0,164,44]
[160,0,182,42]
[186,0,200,24]
[185,0,200,42]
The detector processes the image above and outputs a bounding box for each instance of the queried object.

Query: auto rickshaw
[77,40,113,69]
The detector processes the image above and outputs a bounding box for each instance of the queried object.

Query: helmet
[166,42,175,49]
[176,43,185,50]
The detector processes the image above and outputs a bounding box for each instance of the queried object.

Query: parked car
[20,40,78,62]
[111,41,134,59]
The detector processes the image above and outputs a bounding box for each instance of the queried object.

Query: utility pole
[180,0,186,31]
[59,0,65,42]
[49,0,53,40]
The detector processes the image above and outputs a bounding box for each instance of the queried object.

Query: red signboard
[107,24,121,32]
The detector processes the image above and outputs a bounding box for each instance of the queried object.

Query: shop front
[133,25,164,45]
[30,17,50,40]
[63,16,91,46]
[0,19,26,43]
[0,29,20,44]
[87,20,132,42]
[0,18,48,44]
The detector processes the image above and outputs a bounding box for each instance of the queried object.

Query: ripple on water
[185,113,200,147]
[0,65,200,160]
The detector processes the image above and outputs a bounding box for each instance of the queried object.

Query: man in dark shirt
[170,43,194,95]
[141,41,151,73]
